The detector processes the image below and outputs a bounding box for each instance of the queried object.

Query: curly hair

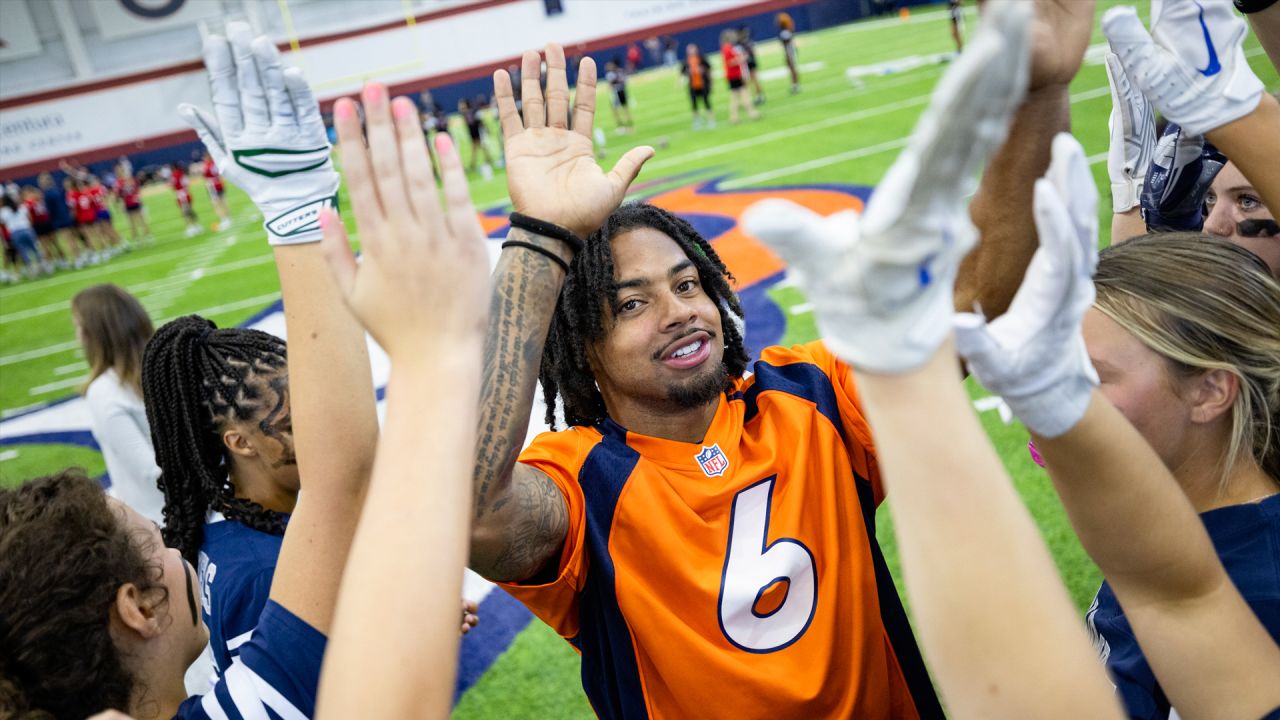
[0,469,165,719]
[141,315,290,565]
[539,203,750,428]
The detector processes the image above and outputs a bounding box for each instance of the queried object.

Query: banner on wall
[89,0,223,41]
[0,0,43,63]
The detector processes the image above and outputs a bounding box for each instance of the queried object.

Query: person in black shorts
[458,98,495,177]
[605,60,636,133]
[681,44,715,129]
[737,25,765,105]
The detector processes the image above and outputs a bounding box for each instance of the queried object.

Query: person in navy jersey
[0,24,483,720]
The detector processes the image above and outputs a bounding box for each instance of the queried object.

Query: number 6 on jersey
[717,476,818,652]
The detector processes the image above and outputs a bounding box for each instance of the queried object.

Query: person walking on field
[720,30,759,123]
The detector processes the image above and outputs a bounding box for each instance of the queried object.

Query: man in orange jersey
[468,1,1084,716]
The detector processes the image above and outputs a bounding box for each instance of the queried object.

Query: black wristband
[508,212,585,254]
[501,240,571,274]
[1234,0,1278,13]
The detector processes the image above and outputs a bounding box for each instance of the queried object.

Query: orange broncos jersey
[501,341,942,719]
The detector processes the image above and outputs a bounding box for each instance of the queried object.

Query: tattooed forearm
[489,471,570,581]
[470,229,572,578]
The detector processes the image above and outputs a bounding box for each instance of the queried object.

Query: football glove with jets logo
[178,22,338,245]
[1102,0,1264,138]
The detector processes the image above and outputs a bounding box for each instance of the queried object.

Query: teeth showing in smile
[672,340,703,359]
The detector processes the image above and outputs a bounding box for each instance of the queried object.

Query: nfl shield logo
[695,444,729,477]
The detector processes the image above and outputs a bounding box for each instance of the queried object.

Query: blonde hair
[71,284,154,397]
[1094,233,1280,493]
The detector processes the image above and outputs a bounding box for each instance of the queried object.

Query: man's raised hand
[320,85,489,360]
[495,44,654,240]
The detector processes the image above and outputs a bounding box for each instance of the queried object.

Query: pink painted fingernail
[392,98,413,120]
[435,133,453,153]
[334,100,355,120]
[363,83,384,103]
[318,209,332,229]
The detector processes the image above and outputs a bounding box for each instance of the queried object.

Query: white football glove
[178,22,338,245]
[1104,51,1156,212]
[742,0,1031,373]
[1102,0,1264,138]
[953,134,1099,439]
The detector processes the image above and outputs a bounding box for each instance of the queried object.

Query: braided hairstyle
[540,203,750,428]
[142,315,290,565]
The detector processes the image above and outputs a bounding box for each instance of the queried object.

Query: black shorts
[728,77,744,91]
[613,88,629,107]
[747,59,758,72]
[689,87,711,110]
[34,221,54,237]
[467,123,483,141]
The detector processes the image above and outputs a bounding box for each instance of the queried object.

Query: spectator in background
[86,176,124,252]
[663,36,679,66]
[644,35,661,66]
[114,162,152,243]
[72,284,166,526]
[0,221,18,283]
[681,43,715,129]
[778,12,801,93]
[950,0,966,53]
[171,163,202,237]
[721,29,759,123]
[737,25,765,105]
[459,98,496,178]
[626,42,642,72]
[39,172,87,267]
[202,151,232,228]
[69,178,106,258]
[604,60,636,133]
[24,185,68,270]
[1,194,45,277]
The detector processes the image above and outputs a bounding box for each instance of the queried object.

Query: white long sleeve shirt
[86,369,166,525]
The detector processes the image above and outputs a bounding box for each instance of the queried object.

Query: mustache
[653,327,717,361]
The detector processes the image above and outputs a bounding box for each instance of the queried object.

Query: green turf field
[2,3,1276,716]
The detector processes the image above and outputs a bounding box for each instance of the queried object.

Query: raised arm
[956,0,1094,315]
[178,24,377,633]
[745,6,1121,717]
[1104,0,1278,220]
[469,45,653,581]
[315,86,490,719]
[956,135,1280,719]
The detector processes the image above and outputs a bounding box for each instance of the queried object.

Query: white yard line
[29,376,88,396]
[1,292,281,368]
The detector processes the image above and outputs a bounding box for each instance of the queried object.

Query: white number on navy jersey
[717,475,817,652]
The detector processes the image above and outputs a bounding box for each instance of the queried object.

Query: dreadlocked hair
[539,203,750,429]
[141,315,289,565]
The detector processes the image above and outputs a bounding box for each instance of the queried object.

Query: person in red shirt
[171,163,203,237]
[114,162,152,243]
[87,176,124,252]
[720,29,759,124]
[68,178,106,256]
[202,152,231,227]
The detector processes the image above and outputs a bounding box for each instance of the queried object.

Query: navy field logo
[695,444,729,477]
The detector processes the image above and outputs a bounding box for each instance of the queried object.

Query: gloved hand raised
[178,22,339,245]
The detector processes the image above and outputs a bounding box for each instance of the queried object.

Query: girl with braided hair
[141,314,297,681]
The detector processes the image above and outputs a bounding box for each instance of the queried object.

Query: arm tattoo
[471,229,572,576]
[489,471,570,581]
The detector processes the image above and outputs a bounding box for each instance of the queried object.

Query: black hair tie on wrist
[508,212,585,254]
[1234,0,1278,13]
[501,240,571,274]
